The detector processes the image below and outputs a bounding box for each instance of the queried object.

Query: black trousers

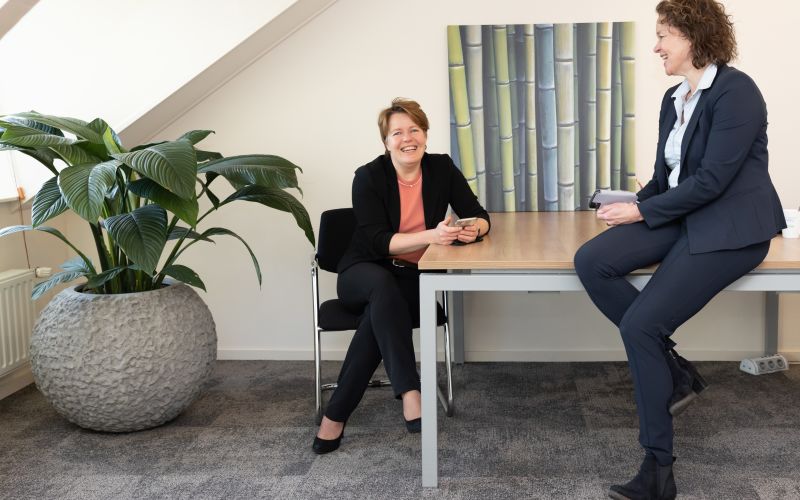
[574,221,769,465]
[325,261,421,422]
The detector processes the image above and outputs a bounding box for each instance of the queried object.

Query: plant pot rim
[68,280,187,299]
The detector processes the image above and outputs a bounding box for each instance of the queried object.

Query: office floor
[1,360,799,499]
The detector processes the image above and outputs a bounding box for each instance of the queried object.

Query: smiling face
[384,112,427,170]
[653,20,694,77]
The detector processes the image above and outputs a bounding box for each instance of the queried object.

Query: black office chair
[311,208,454,424]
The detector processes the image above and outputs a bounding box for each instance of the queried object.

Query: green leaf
[222,185,315,246]
[160,264,206,291]
[102,125,123,155]
[198,227,262,285]
[0,225,95,273]
[131,141,166,152]
[32,271,85,300]
[0,145,59,175]
[0,122,76,147]
[197,155,301,193]
[31,176,68,227]
[195,149,223,163]
[84,266,129,289]
[1,116,63,136]
[178,130,214,145]
[9,112,103,143]
[168,226,214,242]
[60,256,92,273]
[50,143,103,166]
[128,178,198,227]
[104,204,168,274]
[113,140,197,200]
[58,160,119,222]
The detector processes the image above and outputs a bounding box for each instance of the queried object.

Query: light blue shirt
[664,64,718,188]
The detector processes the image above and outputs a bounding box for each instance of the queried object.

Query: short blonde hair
[377,98,430,148]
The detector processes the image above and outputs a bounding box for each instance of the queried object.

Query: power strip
[739,354,789,375]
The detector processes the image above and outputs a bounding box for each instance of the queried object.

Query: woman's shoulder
[712,65,760,92]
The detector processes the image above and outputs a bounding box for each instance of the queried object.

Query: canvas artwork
[447,23,636,212]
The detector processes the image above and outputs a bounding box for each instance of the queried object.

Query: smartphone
[454,217,478,227]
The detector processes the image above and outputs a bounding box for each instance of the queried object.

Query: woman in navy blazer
[574,1,785,498]
[312,99,490,454]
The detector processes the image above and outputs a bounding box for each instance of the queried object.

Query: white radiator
[0,269,36,378]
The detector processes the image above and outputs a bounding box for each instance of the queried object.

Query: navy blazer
[338,153,490,273]
[637,64,785,254]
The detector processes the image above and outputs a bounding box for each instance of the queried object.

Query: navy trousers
[574,220,769,465]
[324,261,421,422]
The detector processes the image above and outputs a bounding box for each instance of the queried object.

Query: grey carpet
[1,360,799,499]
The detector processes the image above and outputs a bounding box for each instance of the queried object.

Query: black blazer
[338,153,490,273]
[637,64,785,254]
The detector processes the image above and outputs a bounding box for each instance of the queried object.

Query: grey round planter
[29,283,217,432]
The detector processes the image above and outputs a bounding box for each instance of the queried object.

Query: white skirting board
[0,364,34,400]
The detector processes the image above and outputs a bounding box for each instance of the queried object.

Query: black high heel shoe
[667,348,709,416]
[404,417,421,434]
[312,423,345,454]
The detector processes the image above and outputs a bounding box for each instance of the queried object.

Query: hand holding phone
[454,217,478,227]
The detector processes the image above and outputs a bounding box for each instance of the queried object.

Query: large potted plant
[0,112,314,431]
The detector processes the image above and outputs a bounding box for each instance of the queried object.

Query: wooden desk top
[418,212,800,271]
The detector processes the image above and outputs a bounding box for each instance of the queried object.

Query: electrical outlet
[739,354,789,375]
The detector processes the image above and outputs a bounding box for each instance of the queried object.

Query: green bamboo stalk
[611,23,622,190]
[554,23,575,211]
[450,97,461,169]
[620,22,636,192]
[573,23,580,210]
[483,25,502,211]
[515,25,528,211]
[596,22,613,192]
[493,24,516,211]
[507,25,521,210]
[577,23,597,209]
[524,24,538,211]
[448,26,477,193]
[464,25,486,206]
[535,24,558,211]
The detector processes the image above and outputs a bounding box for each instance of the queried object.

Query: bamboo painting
[493,25,516,211]
[523,24,538,211]
[447,26,478,194]
[596,22,613,192]
[536,24,558,211]
[577,23,597,210]
[554,23,575,211]
[447,22,635,212]
[464,26,487,206]
[483,25,503,211]
[620,22,637,192]
[611,24,622,190]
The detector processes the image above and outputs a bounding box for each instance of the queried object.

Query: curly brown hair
[656,0,737,68]
[377,98,429,149]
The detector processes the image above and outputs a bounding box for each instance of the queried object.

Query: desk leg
[449,291,465,364]
[420,274,439,488]
[764,291,779,355]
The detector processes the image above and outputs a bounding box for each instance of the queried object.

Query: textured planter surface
[30,283,216,432]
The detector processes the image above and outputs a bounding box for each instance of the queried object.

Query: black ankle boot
[609,454,677,500]
[666,348,709,416]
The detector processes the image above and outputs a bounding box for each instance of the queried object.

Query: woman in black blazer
[574,1,785,498]
[313,98,490,454]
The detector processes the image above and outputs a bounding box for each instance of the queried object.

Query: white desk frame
[419,269,799,487]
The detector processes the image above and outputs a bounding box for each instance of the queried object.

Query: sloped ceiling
[0,0,336,146]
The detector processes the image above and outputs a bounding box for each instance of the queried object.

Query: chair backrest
[316,208,357,273]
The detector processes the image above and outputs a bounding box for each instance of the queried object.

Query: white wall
[134,0,798,362]
[8,0,800,361]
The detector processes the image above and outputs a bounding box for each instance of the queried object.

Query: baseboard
[217,348,800,362]
[0,364,34,400]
